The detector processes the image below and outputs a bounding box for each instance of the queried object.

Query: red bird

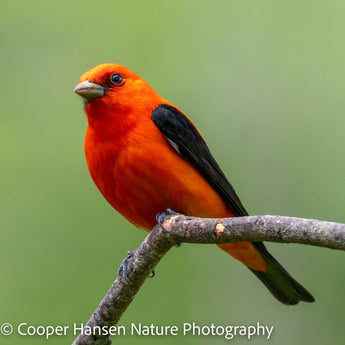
[74,63,314,305]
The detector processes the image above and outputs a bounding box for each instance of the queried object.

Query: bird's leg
[118,250,155,280]
[156,208,181,224]
[118,250,135,281]
[156,209,183,247]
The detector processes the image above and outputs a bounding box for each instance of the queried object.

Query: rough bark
[72,214,345,345]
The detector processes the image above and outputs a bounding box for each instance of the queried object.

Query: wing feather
[151,104,248,217]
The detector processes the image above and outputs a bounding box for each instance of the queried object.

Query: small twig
[72,214,345,345]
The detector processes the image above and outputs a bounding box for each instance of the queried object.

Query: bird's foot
[156,209,182,248]
[118,250,135,281]
[118,251,156,280]
[156,208,180,225]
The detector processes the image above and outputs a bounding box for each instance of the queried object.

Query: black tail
[251,242,314,305]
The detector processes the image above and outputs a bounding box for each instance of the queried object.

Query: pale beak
[73,80,105,102]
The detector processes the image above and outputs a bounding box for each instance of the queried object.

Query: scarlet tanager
[74,63,314,305]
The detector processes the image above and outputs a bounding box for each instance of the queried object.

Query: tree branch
[71,214,345,345]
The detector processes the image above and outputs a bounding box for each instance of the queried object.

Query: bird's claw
[118,250,135,281]
[156,209,183,248]
[156,208,181,225]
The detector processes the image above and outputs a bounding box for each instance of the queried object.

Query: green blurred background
[1,0,345,344]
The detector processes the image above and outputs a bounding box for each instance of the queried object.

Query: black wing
[151,104,315,305]
[151,104,248,217]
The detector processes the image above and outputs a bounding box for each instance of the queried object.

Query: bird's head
[74,63,162,119]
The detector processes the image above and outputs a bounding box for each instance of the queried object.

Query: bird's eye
[110,73,124,85]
